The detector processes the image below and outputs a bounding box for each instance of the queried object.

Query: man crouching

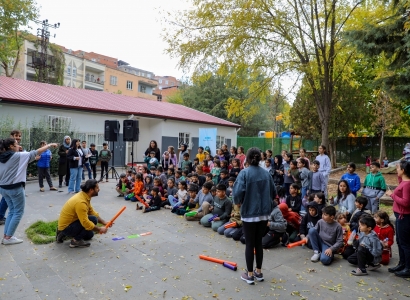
[56,179,108,248]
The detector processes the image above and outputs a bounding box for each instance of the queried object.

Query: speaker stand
[102,141,120,181]
[130,141,135,170]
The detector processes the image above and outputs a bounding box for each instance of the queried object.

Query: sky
[30,0,189,79]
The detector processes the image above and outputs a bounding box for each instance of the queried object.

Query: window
[159,79,162,83]
[141,72,145,77]
[139,85,146,93]
[47,115,72,132]
[216,136,225,149]
[85,73,90,81]
[67,66,71,76]
[147,74,151,78]
[72,67,77,78]
[110,75,117,86]
[178,132,190,148]
[165,80,169,85]
[127,80,133,90]
[170,81,174,86]
[91,58,96,62]
[157,95,162,101]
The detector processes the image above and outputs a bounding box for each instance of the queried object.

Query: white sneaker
[311,251,320,262]
[2,236,23,245]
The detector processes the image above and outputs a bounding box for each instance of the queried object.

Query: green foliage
[25,220,58,244]
[49,43,65,86]
[0,0,39,77]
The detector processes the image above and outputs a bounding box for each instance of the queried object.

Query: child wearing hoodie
[200,184,232,231]
[279,203,301,245]
[299,202,322,249]
[262,200,287,249]
[348,215,383,276]
[361,162,386,213]
[340,162,361,196]
[217,203,243,238]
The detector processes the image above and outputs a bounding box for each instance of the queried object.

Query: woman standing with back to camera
[233,147,276,285]
[0,138,58,245]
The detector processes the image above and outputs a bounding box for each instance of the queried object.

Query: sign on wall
[199,128,217,156]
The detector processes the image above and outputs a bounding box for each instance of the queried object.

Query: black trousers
[59,163,70,185]
[262,229,283,249]
[90,164,97,179]
[242,220,268,271]
[347,246,374,269]
[100,161,109,180]
[62,215,97,241]
[38,167,53,188]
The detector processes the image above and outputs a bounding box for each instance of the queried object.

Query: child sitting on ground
[185,181,214,221]
[348,215,383,276]
[308,206,344,265]
[143,176,154,199]
[142,187,162,213]
[229,158,241,178]
[277,186,287,204]
[180,170,187,182]
[226,177,235,198]
[218,169,229,187]
[173,184,197,215]
[336,212,350,255]
[299,202,322,249]
[180,152,193,173]
[286,183,302,214]
[156,166,168,189]
[361,162,387,213]
[116,173,132,197]
[161,178,178,208]
[349,196,372,232]
[340,162,361,196]
[374,210,395,265]
[261,199,287,249]
[211,160,221,185]
[167,167,175,180]
[217,202,243,238]
[279,203,301,245]
[313,192,327,214]
[168,181,188,209]
[302,193,315,211]
[205,173,213,185]
[200,184,232,232]
[128,173,144,203]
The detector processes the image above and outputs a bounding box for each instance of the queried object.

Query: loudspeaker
[123,120,139,141]
[104,120,120,142]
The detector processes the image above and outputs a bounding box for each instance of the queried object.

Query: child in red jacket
[374,211,395,265]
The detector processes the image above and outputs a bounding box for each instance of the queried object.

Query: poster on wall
[198,128,217,156]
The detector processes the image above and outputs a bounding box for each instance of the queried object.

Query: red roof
[0,77,240,128]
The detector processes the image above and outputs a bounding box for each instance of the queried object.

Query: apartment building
[153,75,181,102]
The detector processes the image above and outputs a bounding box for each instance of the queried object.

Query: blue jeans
[0,197,8,219]
[69,167,83,193]
[395,212,410,269]
[168,196,179,208]
[61,215,97,241]
[308,227,334,265]
[301,186,308,201]
[0,186,25,237]
[82,163,92,180]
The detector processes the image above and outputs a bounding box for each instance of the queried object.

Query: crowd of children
[112,144,402,280]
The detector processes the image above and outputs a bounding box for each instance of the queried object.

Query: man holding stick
[57,179,108,248]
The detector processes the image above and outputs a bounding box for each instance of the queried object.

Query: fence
[237,136,409,163]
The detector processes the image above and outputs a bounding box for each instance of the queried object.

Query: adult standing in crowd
[315,145,331,197]
[233,147,276,285]
[67,139,85,194]
[0,130,23,226]
[81,141,92,180]
[386,161,410,278]
[144,140,161,162]
[56,179,108,248]
[58,136,71,188]
[0,138,58,245]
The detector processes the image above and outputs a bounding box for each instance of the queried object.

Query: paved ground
[1,177,410,300]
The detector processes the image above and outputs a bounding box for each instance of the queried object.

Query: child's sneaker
[311,251,320,262]
[142,206,146,213]
[367,263,381,271]
[351,268,368,276]
[253,269,264,282]
[164,205,172,209]
[241,272,255,285]
[281,232,289,246]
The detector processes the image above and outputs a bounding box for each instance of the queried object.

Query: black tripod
[103,141,120,180]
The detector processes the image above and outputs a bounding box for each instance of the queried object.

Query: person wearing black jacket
[270,155,284,187]
[58,136,71,188]
[88,143,99,179]
[299,202,321,248]
[67,139,85,194]
[144,140,161,162]
[222,144,230,162]
[218,170,229,187]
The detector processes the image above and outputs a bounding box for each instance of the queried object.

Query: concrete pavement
[1,179,410,300]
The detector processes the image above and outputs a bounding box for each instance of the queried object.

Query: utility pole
[27,19,60,83]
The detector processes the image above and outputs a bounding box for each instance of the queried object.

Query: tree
[164,0,365,148]
[0,0,39,77]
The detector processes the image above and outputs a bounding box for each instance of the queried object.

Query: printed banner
[198,128,217,156]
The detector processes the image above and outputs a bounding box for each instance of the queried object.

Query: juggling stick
[208,214,218,222]
[135,195,149,207]
[223,262,237,271]
[199,255,237,267]
[140,232,152,236]
[224,222,237,229]
[185,211,198,217]
[102,206,126,234]
[287,240,306,248]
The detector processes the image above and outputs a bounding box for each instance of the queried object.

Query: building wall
[63,53,84,88]
[0,103,237,164]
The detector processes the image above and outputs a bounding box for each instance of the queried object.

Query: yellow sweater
[196,153,206,163]
[58,191,100,231]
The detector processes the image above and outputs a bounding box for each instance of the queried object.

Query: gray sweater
[357,231,383,264]
[0,150,37,188]
[314,219,344,252]
[194,190,214,213]
[299,167,311,188]
[212,196,232,221]
[268,204,287,233]
[310,171,326,191]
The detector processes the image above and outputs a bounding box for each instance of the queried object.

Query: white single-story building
[0,76,240,166]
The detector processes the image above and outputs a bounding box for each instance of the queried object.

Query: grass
[25,220,58,244]
[379,203,393,216]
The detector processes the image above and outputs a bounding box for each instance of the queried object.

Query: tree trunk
[379,128,385,163]
[329,140,337,168]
